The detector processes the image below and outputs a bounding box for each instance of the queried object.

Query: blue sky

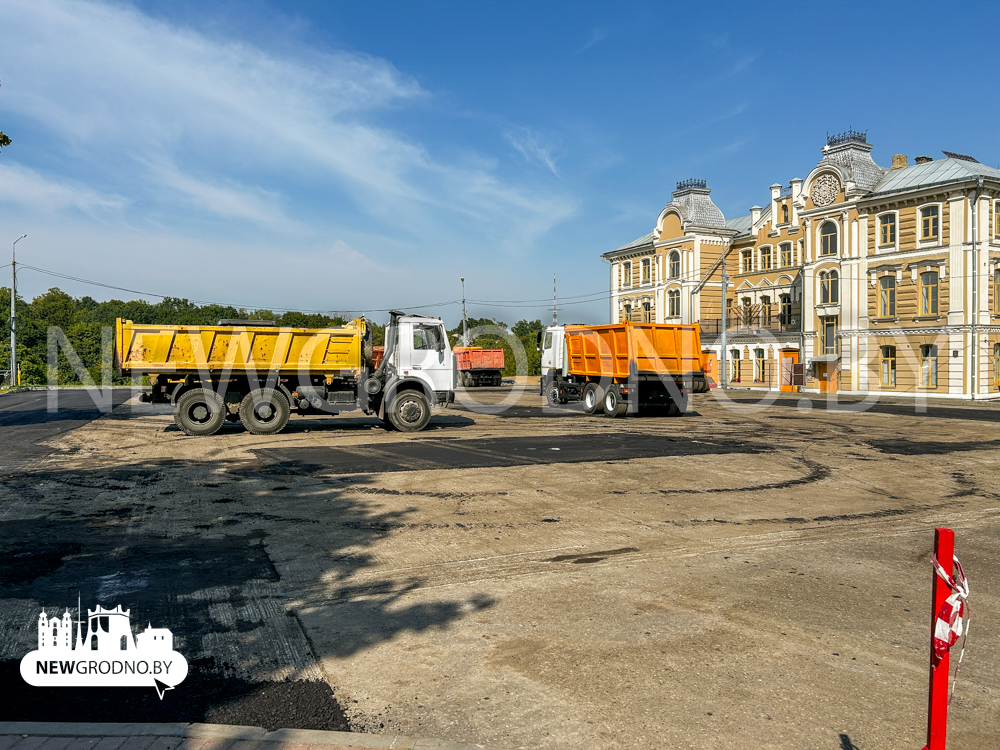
[2,0,999,326]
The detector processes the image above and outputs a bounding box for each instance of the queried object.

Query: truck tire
[175,388,227,436]
[583,383,604,415]
[239,389,291,435]
[388,390,432,432]
[666,394,689,417]
[603,386,627,418]
[545,383,563,406]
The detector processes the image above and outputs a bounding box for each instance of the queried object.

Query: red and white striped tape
[931,554,970,703]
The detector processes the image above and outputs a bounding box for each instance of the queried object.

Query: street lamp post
[10,234,26,387]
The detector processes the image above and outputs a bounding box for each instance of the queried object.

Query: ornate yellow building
[603,132,1000,398]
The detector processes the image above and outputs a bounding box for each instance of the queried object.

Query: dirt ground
[1,385,998,749]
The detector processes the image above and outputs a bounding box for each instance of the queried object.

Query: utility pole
[9,234,25,387]
[460,277,469,346]
[970,177,983,400]
[551,275,558,326]
[720,247,728,388]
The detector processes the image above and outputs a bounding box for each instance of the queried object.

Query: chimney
[914,155,933,165]
[891,154,908,169]
[750,205,761,225]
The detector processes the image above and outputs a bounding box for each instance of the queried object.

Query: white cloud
[0,0,575,250]
[0,163,125,214]
[506,128,561,178]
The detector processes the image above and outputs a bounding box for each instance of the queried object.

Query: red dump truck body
[453,347,504,387]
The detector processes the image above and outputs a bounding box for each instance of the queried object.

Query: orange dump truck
[538,322,706,416]
[453,347,505,387]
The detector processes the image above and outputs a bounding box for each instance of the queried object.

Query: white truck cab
[538,325,566,404]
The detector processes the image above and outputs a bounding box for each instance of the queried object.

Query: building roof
[608,232,655,255]
[725,214,752,237]
[868,157,1000,197]
[668,185,727,229]
[817,139,887,191]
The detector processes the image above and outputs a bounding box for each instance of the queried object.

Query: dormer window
[921,206,939,241]
[820,222,838,256]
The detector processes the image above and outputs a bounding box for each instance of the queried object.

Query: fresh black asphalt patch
[0,388,132,468]
[253,433,768,475]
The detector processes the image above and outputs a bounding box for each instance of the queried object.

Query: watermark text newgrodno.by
[41,324,974,418]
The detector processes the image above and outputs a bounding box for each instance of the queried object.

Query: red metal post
[923,527,954,750]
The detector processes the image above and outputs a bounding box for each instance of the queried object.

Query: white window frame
[623,260,632,287]
[876,210,899,253]
[817,220,839,258]
[758,245,773,271]
[917,202,943,247]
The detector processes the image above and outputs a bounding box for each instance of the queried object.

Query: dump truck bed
[115,318,366,375]
[453,347,505,371]
[565,322,703,379]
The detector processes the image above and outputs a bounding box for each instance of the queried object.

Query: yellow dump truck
[115,311,456,436]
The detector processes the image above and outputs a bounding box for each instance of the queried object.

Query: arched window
[820,222,838,256]
[782,204,789,223]
[669,251,681,279]
[820,270,839,304]
[667,289,680,317]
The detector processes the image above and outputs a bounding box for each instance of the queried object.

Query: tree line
[1,287,544,385]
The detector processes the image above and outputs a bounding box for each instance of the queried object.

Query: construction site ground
[1,385,998,750]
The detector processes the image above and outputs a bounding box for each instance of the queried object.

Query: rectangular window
[880,276,896,317]
[754,348,765,382]
[921,272,939,315]
[642,301,651,323]
[879,214,896,247]
[623,262,632,287]
[641,258,651,284]
[921,206,939,241]
[780,243,792,268]
[761,296,772,325]
[667,290,680,317]
[921,344,938,387]
[760,247,772,271]
[995,201,1000,239]
[623,303,632,321]
[821,316,838,355]
[994,269,1000,312]
[741,249,753,273]
[881,345,897,387]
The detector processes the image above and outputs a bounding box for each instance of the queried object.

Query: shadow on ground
[0,457,495,730]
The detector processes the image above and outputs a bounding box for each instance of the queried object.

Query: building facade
[603,132,1000,399]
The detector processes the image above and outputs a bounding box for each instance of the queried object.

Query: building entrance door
[815,361,840,394]
[779,350,799,392]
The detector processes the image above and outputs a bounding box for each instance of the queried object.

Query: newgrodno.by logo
[20,600,188,699]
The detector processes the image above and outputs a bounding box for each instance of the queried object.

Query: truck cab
[538,325,566,404]
[381,315,455,399]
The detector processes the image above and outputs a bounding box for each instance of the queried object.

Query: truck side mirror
[536,331,543,351]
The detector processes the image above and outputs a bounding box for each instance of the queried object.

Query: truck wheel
[239,389,290,435]
[388,390,432,432]
[545,383,562,407]
[603,386,627,418]
[583,383,605,415]
[666,394,689,417]
[175,388,226,436]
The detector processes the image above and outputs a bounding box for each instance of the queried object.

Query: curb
[0,722,504,750]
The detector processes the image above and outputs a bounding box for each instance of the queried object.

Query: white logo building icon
[22,599,188,698]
